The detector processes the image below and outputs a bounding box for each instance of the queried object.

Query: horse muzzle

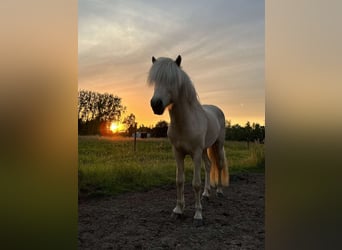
[150,98,165,115]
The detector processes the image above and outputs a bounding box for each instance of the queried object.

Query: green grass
[226,141,265,173]
[78,136,264,197]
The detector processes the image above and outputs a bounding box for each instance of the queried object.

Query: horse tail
[221,147,229,186]
[208,145,229,187]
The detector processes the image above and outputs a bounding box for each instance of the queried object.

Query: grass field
[78,136,264,197]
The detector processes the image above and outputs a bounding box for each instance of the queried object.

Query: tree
[137,124,152,134]
[225,121,265,143]
[248,123,265,143]
[245,121,252,148]
[151,120,168,137]
[78,90,126,135]
[78,90,126,123]
[122,113,136,136]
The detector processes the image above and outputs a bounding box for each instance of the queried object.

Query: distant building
[132,132,151,138]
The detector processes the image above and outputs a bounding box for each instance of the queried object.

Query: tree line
[225,121,265,143]
[78,90,265,142]
[134,121,265,143]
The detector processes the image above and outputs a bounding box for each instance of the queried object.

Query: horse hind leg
[202,149,211,199]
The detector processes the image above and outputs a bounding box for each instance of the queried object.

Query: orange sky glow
[79,1,265,127]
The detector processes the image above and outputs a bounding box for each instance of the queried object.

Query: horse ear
[152,56,156,64]
[175,55,181,66]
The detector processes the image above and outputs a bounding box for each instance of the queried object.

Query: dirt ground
[79,173,264,249]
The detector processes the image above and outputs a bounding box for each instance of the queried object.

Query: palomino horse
[148,55,229,226]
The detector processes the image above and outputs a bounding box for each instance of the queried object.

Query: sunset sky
[78,0,264,127]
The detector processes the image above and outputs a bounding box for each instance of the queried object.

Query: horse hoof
[201,195,210,202]
[216,192,224,198]
[193,219,204,227]
[171,212,184,220]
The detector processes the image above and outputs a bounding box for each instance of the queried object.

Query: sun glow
[110,122,124,133]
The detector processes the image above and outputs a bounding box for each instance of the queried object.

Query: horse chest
[168,128,204,153]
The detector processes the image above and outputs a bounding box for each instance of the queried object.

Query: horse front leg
[173,148,185,216]
[192,150,203,226]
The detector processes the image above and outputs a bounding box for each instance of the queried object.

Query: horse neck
[168,94,203,125]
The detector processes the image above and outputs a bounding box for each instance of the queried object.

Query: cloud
[78,0,265,125]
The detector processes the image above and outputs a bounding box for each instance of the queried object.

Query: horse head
[148,55,182,115]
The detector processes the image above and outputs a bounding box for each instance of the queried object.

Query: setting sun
[110,122,124,133]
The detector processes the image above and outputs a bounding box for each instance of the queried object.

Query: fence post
[133,122,137,151]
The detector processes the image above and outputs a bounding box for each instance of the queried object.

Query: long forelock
[147,58,181,88]
[147,57,198,103]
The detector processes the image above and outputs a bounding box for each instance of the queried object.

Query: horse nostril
[151,98,164,115]
[151,98,162,107]
[156,99,162,107]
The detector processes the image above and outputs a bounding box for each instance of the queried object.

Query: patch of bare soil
[79,173,264,249]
